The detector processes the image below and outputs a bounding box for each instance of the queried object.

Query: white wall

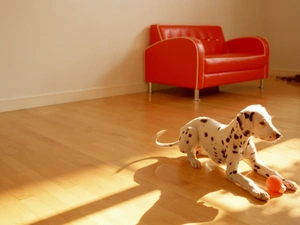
[265,0,300,75]
[0,0,267,112]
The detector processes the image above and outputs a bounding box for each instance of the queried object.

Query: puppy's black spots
[249,112,255,122]
[226,138,230,143]
[211,137,214,141]
[282,179,286,181]
[222,140,224,145]
[221,149,227,159]
[204,132,208,137]
[218,126,221,130]
[229,162,232,165]
[240,135,243,139]
[244,112,250,119]
[186,140,189,144]
[254,169,258,173]
[233,145,237,149]
[233,170,237,174]
[200,119,208,123]
[254,165,260,169]
[234,134,239,139]
[169,144,173,147]
[244,130,250,136]
[188,134,192,138]
[237,116,242,129]
[232,150,238,154]
[266,174,270,177]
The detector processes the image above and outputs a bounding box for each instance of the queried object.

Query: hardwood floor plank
[0,77,299,225]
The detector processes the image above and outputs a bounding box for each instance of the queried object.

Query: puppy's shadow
[117,155,265,225]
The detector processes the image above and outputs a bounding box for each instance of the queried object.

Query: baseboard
[0,83,148,113]
[269,68,300,77]
[1,69,299,113]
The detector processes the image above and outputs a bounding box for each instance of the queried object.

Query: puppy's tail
[154,129,179,147]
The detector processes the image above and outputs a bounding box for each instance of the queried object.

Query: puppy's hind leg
[178,127,201,168]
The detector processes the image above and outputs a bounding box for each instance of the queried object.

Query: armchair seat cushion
[205,53,266,74]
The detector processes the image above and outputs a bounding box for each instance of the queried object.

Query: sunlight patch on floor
[288,206,300,218]
[21,180,160,225]
[0,163,144,225]
[89,189,160,224]
[255,138,300,170]
[260,192,300,217]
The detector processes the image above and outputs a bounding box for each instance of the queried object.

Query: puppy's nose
[276,133,281,139]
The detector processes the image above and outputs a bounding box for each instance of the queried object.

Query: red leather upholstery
[205,54,266,74]
[145,24,269,96]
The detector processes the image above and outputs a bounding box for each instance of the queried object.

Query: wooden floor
[0,77,299,225]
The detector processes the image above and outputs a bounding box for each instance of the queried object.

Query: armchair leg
[194,89,200,101]
[259,79,264,89]
[148,82,153,93]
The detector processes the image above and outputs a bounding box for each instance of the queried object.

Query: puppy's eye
[259,121,266,126]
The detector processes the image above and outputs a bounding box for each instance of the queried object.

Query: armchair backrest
[150,24,228,54]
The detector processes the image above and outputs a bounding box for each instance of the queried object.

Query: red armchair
[144,25,269,100]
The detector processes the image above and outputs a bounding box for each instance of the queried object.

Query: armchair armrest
[145,37,206,89]
[226,37,269,55]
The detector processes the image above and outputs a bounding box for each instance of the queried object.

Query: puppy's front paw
[189,158,201,169]
[283,180,298,191]
[252,188,270,201]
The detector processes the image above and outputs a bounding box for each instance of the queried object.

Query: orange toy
[266,175,286,193]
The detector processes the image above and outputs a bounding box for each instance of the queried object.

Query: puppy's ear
[237,111,254,137]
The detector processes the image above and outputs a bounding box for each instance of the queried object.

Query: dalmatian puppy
[154,104,298,201]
